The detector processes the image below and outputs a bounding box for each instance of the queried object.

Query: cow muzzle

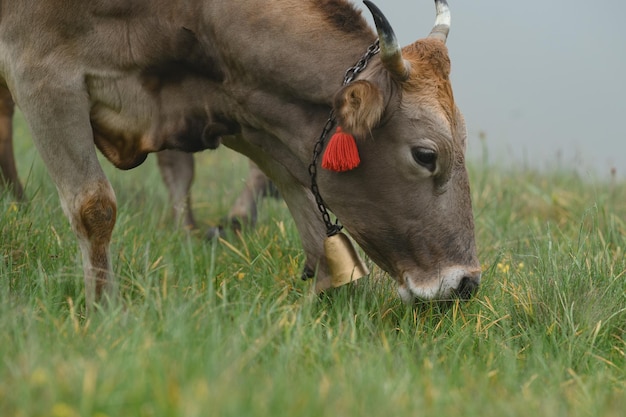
[398,266,481,303]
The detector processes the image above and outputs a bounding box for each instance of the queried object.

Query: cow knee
[79,192,116,245]
[63,181,116,245]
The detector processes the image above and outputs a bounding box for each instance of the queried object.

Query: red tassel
[321,127,360,172]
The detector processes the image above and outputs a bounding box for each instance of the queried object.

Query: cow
[0,85,277,233]
[0,0,481,306]
[157,149,280,234]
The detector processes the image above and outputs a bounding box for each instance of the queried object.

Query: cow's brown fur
[402,39,456,125]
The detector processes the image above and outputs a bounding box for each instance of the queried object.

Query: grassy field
[2,113,625,416]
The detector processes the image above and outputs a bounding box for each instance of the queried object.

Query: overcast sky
[354,1,626,179]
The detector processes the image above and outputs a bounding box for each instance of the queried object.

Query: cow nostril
[455,276,479,300]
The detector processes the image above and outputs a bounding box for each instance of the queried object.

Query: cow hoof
[204,217,246,241]
[204,225,225,241]
[228,217,244,234]
[301,265,315,281]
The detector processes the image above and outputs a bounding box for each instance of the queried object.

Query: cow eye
[412,147,437,172]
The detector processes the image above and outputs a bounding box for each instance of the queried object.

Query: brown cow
[148,149,279,232]
[152,149,280,233]
[0,85,276,232]
[0,0,481,305]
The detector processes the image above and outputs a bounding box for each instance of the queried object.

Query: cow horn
[363,0,410,81]
[428,0,450,43]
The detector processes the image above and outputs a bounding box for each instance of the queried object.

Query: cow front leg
[156,149,196,229]
[12,76,117,306]
[0,85,24,200]
[222,134,331,291]
[263,178,332,292]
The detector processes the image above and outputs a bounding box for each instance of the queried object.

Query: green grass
[2,114,626,416]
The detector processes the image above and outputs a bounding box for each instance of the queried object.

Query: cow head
[318,0,480,302]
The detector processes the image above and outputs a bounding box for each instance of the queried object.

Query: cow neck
[204,6,377,106]
[309,40,381,237]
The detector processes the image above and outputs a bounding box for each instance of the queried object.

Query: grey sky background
[354,1,626,179]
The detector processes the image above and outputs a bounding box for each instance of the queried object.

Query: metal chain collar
[308,40,380,237]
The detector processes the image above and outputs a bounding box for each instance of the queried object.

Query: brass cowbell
[324,232,369,287]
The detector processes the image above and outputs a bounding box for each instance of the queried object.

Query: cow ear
[334,80,384,138]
